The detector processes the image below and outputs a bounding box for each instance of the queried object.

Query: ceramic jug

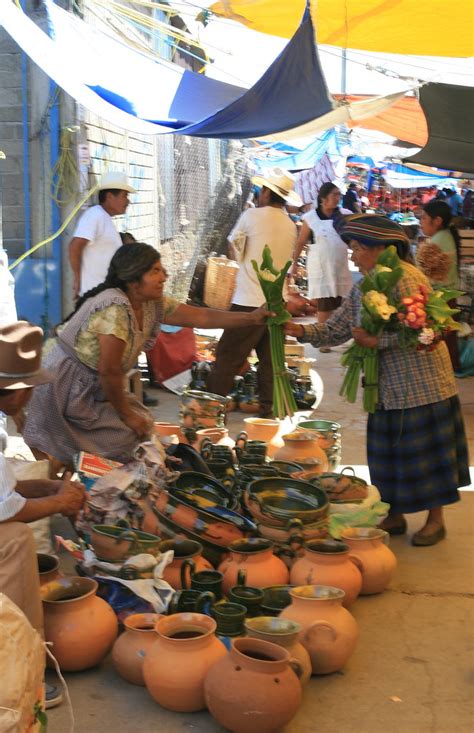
[290,539,362,606]
[273,431,329,474]
[245,616,312,686]
[37,553,61,586]
[243,417,284,458]
[157,539,213,589]
[204,637,302,733]
[218,538,290,594]
[341,527,397,594]
[41,577,118,672]
[111,613,161,686]
[280,585,358,675]
[143,612,227,712]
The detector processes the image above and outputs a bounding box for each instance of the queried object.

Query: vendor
[23,242,274,466]
[284,214,470,547]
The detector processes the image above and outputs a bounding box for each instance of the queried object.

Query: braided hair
[64,243,160,324]
[422,200,461,270]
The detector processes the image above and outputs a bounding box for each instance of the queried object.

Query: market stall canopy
[210,0,474,57]
[0,0,333,138]
[253,130,343,172]
[384,163,460,189]
[403,83,474,174]
[334,95,428,147]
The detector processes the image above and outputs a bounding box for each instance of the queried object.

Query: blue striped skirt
[367,395,470,514]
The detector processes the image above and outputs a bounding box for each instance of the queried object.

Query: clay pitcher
[218,538,289,595]
[245,616,312,686]
[280,585,358,675]
[273,431,329,474]
[290,539,362,607]
[204,637,302,733]
[157,539,213,589]
[143,612,227,712]
[37,553,61,586]
[112,613,161,686]
[341,527,397,594]
[41,577,118,671]
[243,417,284,458]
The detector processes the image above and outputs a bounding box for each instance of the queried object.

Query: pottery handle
[288,657,304,680]
[304,620,337,644]
[180,558,195,589]
[115,519,131,529]
[196,591,216,614]
[348,553,364,575]
[235,431,248,451]
[200,437,213,461]
[168,592,180,615]
[236,569,247,587]
[340,466,356,476]
[380,530,390,546]
[117,529,137,545]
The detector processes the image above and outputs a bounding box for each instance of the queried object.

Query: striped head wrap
[337,214,410,247]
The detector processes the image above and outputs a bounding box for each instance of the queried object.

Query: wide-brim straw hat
[97,171,137,193]
[0,322,52,389]
[252,167,302,207]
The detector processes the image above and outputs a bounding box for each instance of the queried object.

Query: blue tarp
[384,162,459,188]
[253,129,342,172]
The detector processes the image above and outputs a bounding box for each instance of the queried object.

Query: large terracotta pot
[341,527,397,594]
[280,585,358,675]
[204,637,302,733]
[143,613,227,712]
[37,553,61,586]
[157,539,213,589]
[243,417,284,458]
[245,616,312,686]
[273,431,329,474]
[296,419,342,470]
[41,577,118,671]
[112,613,161,686]
[218,538,289,594]
[290,539,362,607]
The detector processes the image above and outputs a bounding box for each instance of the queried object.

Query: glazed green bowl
[247,477,329,524]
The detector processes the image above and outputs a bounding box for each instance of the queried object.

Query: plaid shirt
[298,262,458,410]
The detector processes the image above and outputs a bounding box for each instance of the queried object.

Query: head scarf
[337,214,410,248]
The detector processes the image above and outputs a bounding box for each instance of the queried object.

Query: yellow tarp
[210,0,474,57]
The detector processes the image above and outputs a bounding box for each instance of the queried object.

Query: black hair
[98,188,124,204]
[120,231,137,245]
[65,243,161,323]
[317,182,339,206]
[0,388,12,397]
[423,199,461,268]
[264,187,286,206]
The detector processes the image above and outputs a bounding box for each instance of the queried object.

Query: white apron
[304,210,353,299]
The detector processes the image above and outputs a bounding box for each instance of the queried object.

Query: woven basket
[203,256,240,310]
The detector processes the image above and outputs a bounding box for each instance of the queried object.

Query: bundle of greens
[252,245,298,418]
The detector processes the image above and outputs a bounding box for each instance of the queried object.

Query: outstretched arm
[163,302,273,329]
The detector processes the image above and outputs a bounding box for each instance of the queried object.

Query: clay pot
[112,613,161,686]
[280,585,358,675]
[154,422,185,441]
[218,539,290,594]
[195,427,234,449]
[41,577,118,671]
[245,616,312,686]
[290,539,362,607]
[157,539,213,589]
[37,553,61,586]
[204,637,302,733]
[296,419,342,470]
[143,613,227,712]
[273,431,329,474]
[243,417,284,458]
[341,527,397,594]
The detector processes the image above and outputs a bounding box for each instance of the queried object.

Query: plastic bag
[328,484,389,538]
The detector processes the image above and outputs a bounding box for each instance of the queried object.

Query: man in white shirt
[207,169,301,417]
[0,323,84,653]
[69,171,136,298]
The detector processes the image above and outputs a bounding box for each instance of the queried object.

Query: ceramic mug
[168,590,215,615]
[211,601,247,638]
[190,570,224,600]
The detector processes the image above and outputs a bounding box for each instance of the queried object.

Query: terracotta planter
[204,637,302,733]
[290,539,362,607]
[143,613,227,712]
[245,616,312,686]
[243,417,284,458]
[157,539,213,589]
[273,431,329,474]
[341,527,397,594]
[37,553,61,586]
[218,539,289,594]
[280,585,358,675]
[41,577,118,671]
[112,613,161,686]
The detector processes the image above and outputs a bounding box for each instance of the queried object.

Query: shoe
[319,347,331,353]
[143,391,158,407]
[45,682,63,709]
[411,525,446,547]
[378,516,407,536]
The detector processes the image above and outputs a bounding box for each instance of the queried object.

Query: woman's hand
[286,293,317,317]
[352,327,378,348]
[122,409,153,438]
[283,322,305,338]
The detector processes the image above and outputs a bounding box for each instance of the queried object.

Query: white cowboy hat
[98,171,137,193]
[252,167,302,207]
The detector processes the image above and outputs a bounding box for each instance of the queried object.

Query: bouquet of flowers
[340,245,462,413]
[252,245,298,418]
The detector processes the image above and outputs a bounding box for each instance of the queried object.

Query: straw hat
[98,171,136,193]
[252,168,302,206]
[0,322,52,389]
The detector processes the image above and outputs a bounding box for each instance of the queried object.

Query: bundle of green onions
[252,245,298,419]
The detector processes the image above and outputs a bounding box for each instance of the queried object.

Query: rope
[45,643,75,733]
[50,127,79,206]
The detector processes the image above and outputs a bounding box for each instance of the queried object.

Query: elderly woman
[285,215,470,546]
[23,243,272,465]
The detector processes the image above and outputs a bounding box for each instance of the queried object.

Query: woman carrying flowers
[285,215,470,546]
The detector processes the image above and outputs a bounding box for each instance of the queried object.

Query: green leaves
[251,245,292,326]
